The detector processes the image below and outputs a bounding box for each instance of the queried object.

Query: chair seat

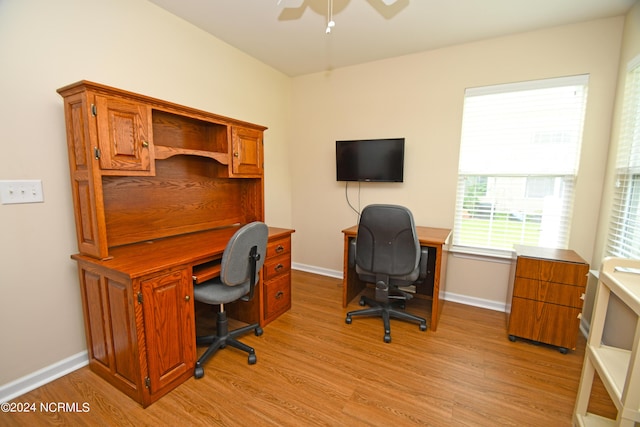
[193,279,250,305]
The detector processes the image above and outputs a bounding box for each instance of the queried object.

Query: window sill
[449,245,515,264]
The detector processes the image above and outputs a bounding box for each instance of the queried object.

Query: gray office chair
[193,221,268,379]
[345,204,428,343]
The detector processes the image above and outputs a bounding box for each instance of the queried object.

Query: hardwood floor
[2,270,615,426]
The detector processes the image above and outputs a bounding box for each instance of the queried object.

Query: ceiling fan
[276,0,410,33]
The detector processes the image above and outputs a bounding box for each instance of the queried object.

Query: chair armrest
[241,245,260,302]
[418,247,429,281]
[348,238,356,268]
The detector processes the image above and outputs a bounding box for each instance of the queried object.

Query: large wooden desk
[72,226,294,407]
[341,225,451,331]
[57,81,293,407]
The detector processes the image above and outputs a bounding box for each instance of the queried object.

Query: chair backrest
[220,222,269,287]
[355,204,420,278]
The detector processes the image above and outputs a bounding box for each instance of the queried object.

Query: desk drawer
[263,253,291,281]
[264,273,291,320]
[516,257,588,286]
[267,236,291,259]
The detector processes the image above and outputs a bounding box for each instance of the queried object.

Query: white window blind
[454,75,589,253]
[606,55,640,259]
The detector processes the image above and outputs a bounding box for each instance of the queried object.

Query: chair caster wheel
[248,354,257,364]
[255,327,263,336]
[419,323,427,331]
[384,334,391,343]
[194,365,204,379]
[345,316,352,324]
[359,298,366,306]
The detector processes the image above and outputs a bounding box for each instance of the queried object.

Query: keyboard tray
[192,259,222,284]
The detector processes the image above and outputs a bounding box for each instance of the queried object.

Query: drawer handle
[184,295,190,302]
[275,245,285,254]
[275,264,284,272]
[275,291,284,299]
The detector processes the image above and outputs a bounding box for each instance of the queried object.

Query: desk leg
[342,235,365,307]
[430,246,449,332]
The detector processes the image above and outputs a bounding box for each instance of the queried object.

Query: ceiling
[147,0,637,77]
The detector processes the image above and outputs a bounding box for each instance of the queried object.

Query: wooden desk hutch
[58,81,294,407]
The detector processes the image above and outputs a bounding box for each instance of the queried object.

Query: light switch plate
[0,180,44,204]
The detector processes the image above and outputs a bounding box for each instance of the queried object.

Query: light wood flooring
[2,270,615,426]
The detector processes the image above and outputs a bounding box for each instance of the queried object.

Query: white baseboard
[292,262,342,279]
[442,291,506,312]
[291,264,507,312]
[0,351,88,403]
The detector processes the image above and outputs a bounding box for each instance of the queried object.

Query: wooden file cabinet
[507,245,589,353]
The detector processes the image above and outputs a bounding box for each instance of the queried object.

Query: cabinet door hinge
[91,103,97,117]
[137,292,143,304]
[145,376,150,388]
[93,147,101,160]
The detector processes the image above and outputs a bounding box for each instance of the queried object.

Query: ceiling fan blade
[365,0,410,19]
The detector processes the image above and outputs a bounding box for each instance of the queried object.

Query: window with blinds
[606,55,640,260]
[453,75,589,254]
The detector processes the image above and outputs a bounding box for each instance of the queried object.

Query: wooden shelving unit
[573,257,640,426]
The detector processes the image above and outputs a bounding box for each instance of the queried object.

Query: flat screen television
[335,138,405,182]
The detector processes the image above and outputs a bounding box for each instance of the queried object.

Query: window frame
[453,75,589,256]
[606,55,640,260]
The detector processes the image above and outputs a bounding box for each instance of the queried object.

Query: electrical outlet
[0,180,44,204]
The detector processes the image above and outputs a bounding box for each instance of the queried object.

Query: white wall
[289,17,624,308]
[0,0,292,387]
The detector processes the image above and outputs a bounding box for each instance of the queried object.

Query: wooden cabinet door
[230,126,263,176]
[77,264,143,402]
[95,95,154,174]
[141,269,195,395]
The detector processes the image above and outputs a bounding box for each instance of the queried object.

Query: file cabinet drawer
[515,257,588,286]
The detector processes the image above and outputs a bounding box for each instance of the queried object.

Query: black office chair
[193,221,268,379]
[345,204,428,343]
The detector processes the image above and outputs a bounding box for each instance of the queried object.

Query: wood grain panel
[516,257,589,285]
[101,158,258,246]
[512,277,585,307]
[508,297,582,349]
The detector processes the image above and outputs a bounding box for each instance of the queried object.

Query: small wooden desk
[341,225,451,331]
